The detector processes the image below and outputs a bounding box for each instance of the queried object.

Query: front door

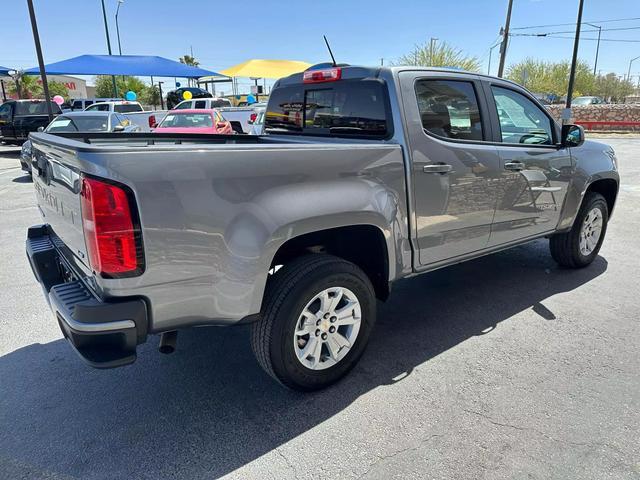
[0,102,14,140]
[483,83,573,246]
[399,72,502,267]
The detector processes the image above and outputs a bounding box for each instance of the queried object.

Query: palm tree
[179,55,200,86]
[396,40,480,72]
[8,72,43,98]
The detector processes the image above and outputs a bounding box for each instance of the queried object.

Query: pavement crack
[275,448,301,480]
[357,434,443,479]
[463,409,528,432]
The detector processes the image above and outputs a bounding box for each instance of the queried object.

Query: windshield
[15,101,61,115]
[159,113,213,128]
[572,97,595,105]
[45,115,110,132]
[264,80,390,137]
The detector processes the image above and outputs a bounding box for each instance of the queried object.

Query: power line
[512,16,640,30]
[511,33,640,43]
[517,25,640,36]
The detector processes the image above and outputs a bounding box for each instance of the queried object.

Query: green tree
[8,74,42,98]
[396,40,481,72]
[47,80,69,99]
[506,59,594,98]
[94,75,147,98]
[178,55,199,67]
[140,85,160,107]
[592,73,635,102]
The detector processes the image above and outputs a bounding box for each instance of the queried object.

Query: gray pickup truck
[25,65,619,391]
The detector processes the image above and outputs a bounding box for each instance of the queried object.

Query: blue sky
[3,0,640,92]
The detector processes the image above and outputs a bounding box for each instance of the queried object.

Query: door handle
[504,161,525,171]
[423,164,453,174]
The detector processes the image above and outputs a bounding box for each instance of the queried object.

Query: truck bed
[28,131,408,331]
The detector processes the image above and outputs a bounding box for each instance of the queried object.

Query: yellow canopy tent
[205,59,312,80]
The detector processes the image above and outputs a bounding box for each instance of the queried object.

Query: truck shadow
[0,240,607,479]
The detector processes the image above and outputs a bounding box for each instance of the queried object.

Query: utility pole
[584,23,601,76]
[627,55,640,82]
[26,0,53,122]
[565,0,585,123]
[100,0,118,97]
[488,42,501,75]
[497,0,513,78]
[115,0,124,55]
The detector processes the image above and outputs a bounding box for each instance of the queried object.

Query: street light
[627,55,640,83]
[100,0,118,97]
[584,23,601,76]
[115,0,124,56]
[487,42,501,75]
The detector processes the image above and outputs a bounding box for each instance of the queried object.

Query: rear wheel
[550,192,608,268]
[251,254,376,391]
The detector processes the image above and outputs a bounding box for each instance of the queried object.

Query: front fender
[557,140,619,231]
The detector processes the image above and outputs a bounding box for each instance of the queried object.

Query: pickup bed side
[28,134,410,333]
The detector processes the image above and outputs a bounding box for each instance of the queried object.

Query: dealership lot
[0,139,638,479]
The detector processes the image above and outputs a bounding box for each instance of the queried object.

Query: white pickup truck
[85,101,167,132]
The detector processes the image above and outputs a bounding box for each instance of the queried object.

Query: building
[36,75,87,99]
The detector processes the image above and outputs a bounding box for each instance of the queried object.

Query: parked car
[20,111,140,173]
[152,109,232,134]
[166,87,212,110]
[0,99,61,144]
[218,103,267,133]
[247,106,265,135]
[85,100,144,113]
[26,65,619,391]
[84,100,167,132]
[173,97,232,109]
[572,96,606,106]
[69,98,120,111]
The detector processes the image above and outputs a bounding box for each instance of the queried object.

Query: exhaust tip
[158,331,177,355]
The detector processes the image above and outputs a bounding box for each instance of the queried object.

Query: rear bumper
[26,224,148,368]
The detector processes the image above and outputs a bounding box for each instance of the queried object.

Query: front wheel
[550,192,609,268]
[251,254,376,391]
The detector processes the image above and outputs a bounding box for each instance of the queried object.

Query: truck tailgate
[30,140,89,269]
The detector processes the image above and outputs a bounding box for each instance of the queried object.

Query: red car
[153,109,233,134]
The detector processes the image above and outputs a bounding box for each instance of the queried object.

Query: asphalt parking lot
[0,138,638,480]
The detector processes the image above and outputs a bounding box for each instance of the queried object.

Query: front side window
[491,86,553,145]
[0,103,12,120]
[15,101,61,115]
[264,80,390,137]
[415,79,483,141]
[174,101,192,110]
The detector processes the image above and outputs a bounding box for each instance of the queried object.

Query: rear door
[398,71,501,266]
[482,81,573,246]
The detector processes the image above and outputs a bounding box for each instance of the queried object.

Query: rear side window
[15,101,61,115]
[211,99,231,108]
[194,100,206,109]
[264,80,390,137]
[115,104,142,113]
[415,79,483,141]
[87,103,110,112]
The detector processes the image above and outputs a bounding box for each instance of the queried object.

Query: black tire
[550,192,608,268]
[251,254,376,391]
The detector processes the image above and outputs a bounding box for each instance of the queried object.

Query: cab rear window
[264,80,390,138]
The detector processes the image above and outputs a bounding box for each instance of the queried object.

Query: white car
[173,98,233,110]
[85,100,144,113]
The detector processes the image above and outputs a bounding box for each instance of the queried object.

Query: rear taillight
[249,113,257,123]
[80,176,143,277]
[148,115,157,128]
[303,67,342,83]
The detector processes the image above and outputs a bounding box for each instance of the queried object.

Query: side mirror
[561,124,584,148]
[216,121,229,130]
[113,124,126,132]
[37,126,45,132]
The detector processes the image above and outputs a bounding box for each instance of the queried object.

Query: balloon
[183,90,193,100]
[52,95,64,105]
[246,94,256,104]
[125,91,137,101]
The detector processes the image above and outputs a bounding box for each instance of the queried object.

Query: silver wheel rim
[579,207,603,256]
[293,286,362,371]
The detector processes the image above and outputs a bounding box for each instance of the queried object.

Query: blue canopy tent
[23,54,225,78]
